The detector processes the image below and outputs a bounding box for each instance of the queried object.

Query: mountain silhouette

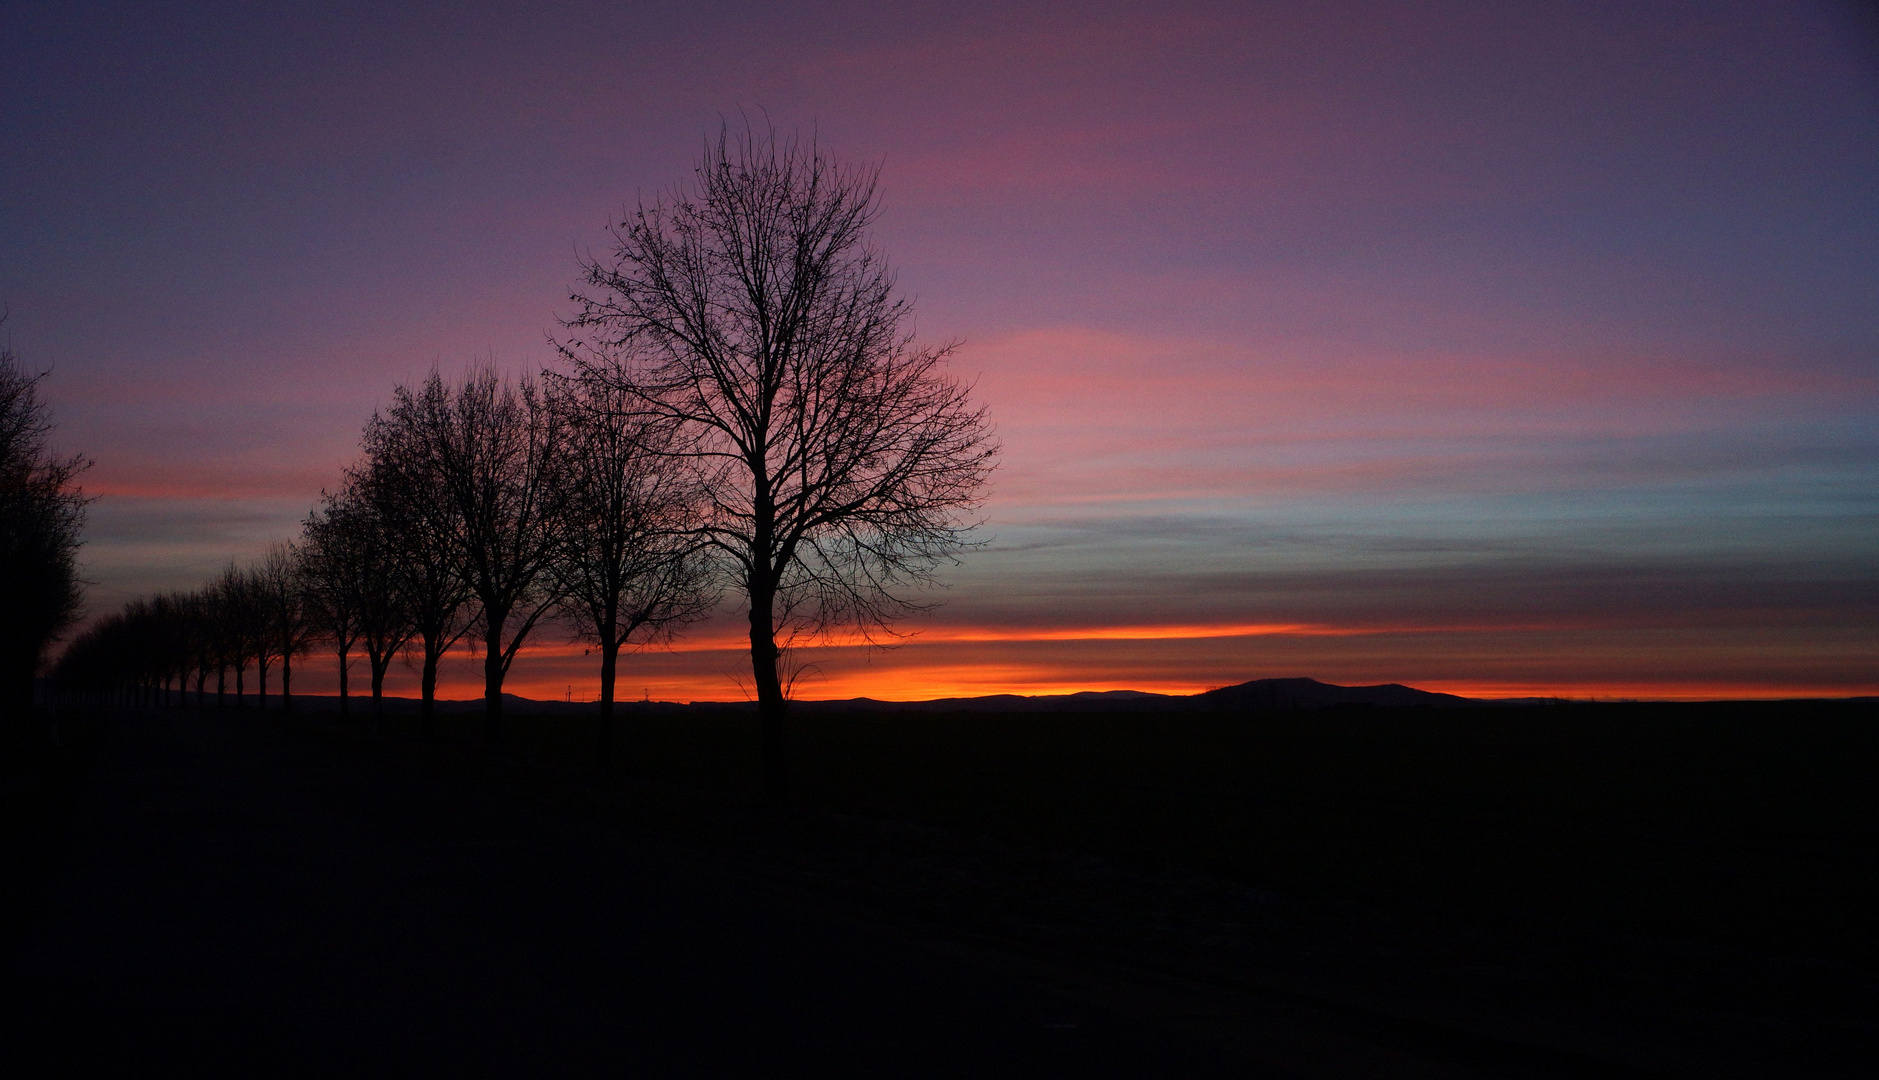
[798,678,1476,713]
[1195,677,1472,710]
[278,679,1497,715]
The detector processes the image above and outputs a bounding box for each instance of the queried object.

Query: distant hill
[282,680,1493,715]
[797,679,1477,713]
[803,689,1186,713]
[1195,677,1474,710]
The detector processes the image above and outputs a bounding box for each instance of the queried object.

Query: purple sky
[4,0,1876,699]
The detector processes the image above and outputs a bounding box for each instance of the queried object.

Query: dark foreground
[3,700,1876,1077]
[0,712,1249,1077]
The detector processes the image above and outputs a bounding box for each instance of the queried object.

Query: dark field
[429,699,1879,957]
[5,699,1876,1076]
[316,697,1879,1074]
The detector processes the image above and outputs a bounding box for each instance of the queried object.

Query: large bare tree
[548,378,714,766]
[561,126,997,804]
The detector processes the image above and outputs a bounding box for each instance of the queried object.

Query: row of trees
[55,374,712,754]
[50,549,313,712]
[0,317,90,721]
[321,369,715,748]
[54,125,998,801]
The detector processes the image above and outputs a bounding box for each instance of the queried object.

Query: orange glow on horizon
[348,617,1879,706]
[501,619,1599,658]
[1405,681,1879,702]
[460,669,1879,706]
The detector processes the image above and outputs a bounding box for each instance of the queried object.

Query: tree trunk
[336,644,350,721]
[370,650,390,734]
[483,610,506,751]
[749,580,789,807]
[596,635,619,770]
[420,636,440,740]
[257,658,270,713]
[235,663,245,709]
[282,651,294,714]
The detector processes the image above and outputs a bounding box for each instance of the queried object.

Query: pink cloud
[957,326,1876,503]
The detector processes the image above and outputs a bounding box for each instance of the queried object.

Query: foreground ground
[0,712,1255,1077]
[2,700,1875,1076]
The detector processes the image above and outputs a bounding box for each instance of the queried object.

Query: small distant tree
[238,563,281,711]
[0,331,90,720]
[301,500,363,718]
[548,379,714,766]
[256,543,318,713]
[51,607,138,706]
[207,581,241,707]
[181,589,217,706]
[561,125,997,804]
[145,592,191,706]
[214,563,255,708]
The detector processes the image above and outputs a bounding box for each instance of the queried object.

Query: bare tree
[181,589,216,706]
[51,600,170,707]
[210,581,241,707]
[301,499,364,719]
[418,367,570,746]
[561,125,997,804]
[364,368,570,743]
[145,592,190,706]
[256,543,318,714]
[241,562,281,711]
[303,483,415,723]
[357,411,475,739]
[0,330,90,720]
[213,563,255,708]
[548,378,714,766]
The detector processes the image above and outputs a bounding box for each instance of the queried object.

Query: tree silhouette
[238,562,282,710]
[256,543,318,713]
[301,501,365,719]
[366,368,570,745]
[548,377,714,765]
[446,369,569,745]
[214,564,256,708]
[180,589,216,706]
[356,407,475,739]
[303,482,415,723]
[53,594,189,708]
[562,125,997,804]
[0,332,89,719]
[142,592,188,705]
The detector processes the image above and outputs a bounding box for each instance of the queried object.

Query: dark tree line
[0,325,90,721]
[51,559,309,712]
[53,125,996,799]
[54,372,716,763]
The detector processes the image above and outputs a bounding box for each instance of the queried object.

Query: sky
[3,0,1876,701]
